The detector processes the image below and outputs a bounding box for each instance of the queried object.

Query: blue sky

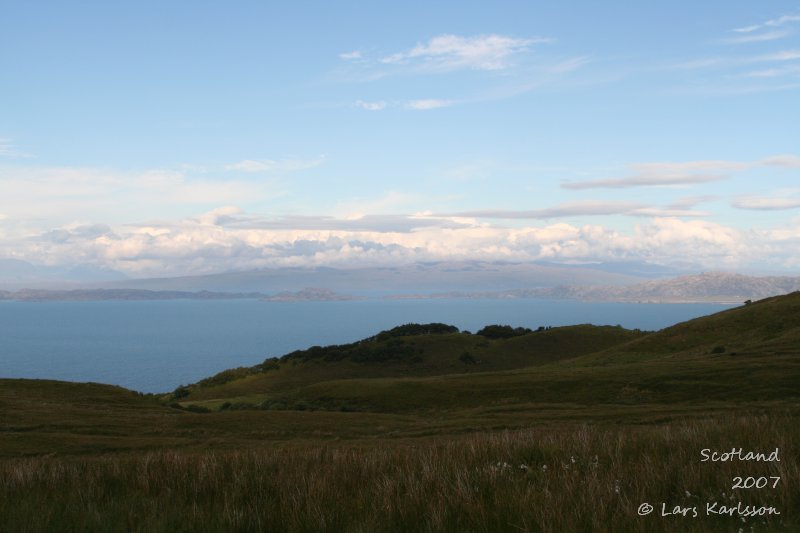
[2,1,800,277]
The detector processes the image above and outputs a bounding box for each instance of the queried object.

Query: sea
[0,298,734,393]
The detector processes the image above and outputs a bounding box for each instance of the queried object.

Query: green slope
[178,323,645,404]
[575,290,800,364]
[177,293,800,413]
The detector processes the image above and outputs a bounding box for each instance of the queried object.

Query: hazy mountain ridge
[545,272,800,303]
[0,288,267,301]
[391,272,800,303]
[3,263,798,303]
[0,288,356,302]
[92,261,652,294]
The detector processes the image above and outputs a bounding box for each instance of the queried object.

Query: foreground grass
[2,413,796,532]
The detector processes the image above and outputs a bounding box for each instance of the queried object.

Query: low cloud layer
[3,208,800,277]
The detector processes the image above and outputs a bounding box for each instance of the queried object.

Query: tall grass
[2,414,796,532]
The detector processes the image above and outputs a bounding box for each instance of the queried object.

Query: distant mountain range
[544,272,800,303]
[2,260,798,303]
[2,272,799,304]
[390,272,800,304]
[0,288,265,301]
[89,261,652,294]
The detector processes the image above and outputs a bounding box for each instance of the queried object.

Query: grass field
[2,414,796,532]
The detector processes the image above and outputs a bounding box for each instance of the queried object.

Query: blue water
[0,299,734,393]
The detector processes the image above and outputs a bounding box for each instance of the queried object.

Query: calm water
[0,299,733,393]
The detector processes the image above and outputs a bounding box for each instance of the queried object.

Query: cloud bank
[4,208,800,277]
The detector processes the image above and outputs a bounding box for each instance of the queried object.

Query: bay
[0,299,733,393]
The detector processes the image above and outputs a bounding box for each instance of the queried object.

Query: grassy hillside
[168,294,800,414]
[177,323,646,404]
[577,290,800,364]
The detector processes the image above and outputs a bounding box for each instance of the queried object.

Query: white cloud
[562,156,800,190]
[750,50,800,62]
[405,99,454,110]
[725,30,791,44]
[627,208,710,218]
[732,196,800,210]
[562,173,725,190]
[667,195,718,209]
[226,156,325,173]
[765,14,800,27]
[634,218,745,257]
[7,207,800,276]
[444,201,646,219]
[761,154,800,167]
[630,160,751,174]
[741,65,800,78]
[381,34,548,71]
[729,12,800,38]
[442,201,709,220]
[339,50,362,60]
[355,100,387,111]
[197,206,245,225]
[733,24,762,34]
[670,50,800,73]
[667,58,725,70]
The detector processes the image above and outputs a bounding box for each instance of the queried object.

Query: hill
[578,289,800,363]
[169,292,800,414]
[175,323,646,406]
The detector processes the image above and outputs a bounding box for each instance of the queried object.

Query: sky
[1,1,800,278]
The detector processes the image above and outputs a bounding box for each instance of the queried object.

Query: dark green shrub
[476,325,533,339]
[171,386,190,400]
[372,323,459,341]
